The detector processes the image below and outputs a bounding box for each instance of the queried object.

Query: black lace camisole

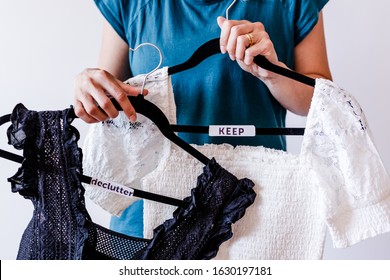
[6,104,256,260]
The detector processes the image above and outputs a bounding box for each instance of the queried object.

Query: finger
[90,84,120,120]
[119,82,149,96]
[73,99,100,123]
[244,31,277,66]
[235,33,253,60]
[233,21,266,59]
[80,69,121,119]
[217,16,228,53]
[102,79,137,122]
[74,69,106,123]
[80,89,111,122]
[219,17,249,56]
[225,21,252,61]
[216,16,225,29]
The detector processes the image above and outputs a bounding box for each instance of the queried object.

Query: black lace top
[7,104,256,260]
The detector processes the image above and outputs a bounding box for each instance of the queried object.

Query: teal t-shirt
[94,0,328,237]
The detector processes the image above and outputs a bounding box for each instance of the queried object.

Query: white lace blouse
[82,68,176,215]
[82,68,390,259]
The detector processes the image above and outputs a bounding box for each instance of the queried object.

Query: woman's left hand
[217,16,282,82]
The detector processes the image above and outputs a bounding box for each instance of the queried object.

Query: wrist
[254,60,288,85]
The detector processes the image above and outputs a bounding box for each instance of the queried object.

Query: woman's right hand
[73,68,147,123]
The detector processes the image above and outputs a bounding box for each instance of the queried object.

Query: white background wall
[0,0,389,259]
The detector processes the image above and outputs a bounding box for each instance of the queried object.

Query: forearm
[218,12,332,117]
[261,13,331,116]
[263,63,323,116]
[98,20,131,80]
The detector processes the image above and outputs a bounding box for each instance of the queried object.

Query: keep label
[209,125,255,137]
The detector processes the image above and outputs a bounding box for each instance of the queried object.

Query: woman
[74,0,332,238]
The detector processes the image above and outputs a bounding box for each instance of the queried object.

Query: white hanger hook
[129,42,163,94]
[226,0,237,20]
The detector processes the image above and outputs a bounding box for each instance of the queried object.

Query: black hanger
[168,37,315,87]
[0,109,189,208]
[170,125,305,135]
[0,114,24,163]
[167,37,314,136]
[96,95,210,165]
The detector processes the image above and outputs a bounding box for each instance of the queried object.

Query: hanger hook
[129,42,163,94]
[226,0,237,20]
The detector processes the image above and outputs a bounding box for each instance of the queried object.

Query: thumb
[217,16,226,29]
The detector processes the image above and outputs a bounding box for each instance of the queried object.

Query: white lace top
[82,68,175,215]
[82,69,390,259]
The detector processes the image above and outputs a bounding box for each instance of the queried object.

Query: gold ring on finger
[245,33,254,48]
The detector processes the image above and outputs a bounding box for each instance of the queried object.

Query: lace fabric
[80,76,390,258]
[301,79,390,247]
[6,103,255,259]
[83,159,255,260]
[139,79,390,258]
[7,104,90,260]
[142,143,324,259]
[139,159,255,259]
[82,67,175,215]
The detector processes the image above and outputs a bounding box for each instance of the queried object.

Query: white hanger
[226,0,237,20]
[129,42,163,94]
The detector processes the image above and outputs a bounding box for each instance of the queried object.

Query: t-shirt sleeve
[293,0,329,45]
[94,0,128,43]
[302,79,390,249]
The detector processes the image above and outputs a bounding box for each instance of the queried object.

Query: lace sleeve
[302,79,390,248]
